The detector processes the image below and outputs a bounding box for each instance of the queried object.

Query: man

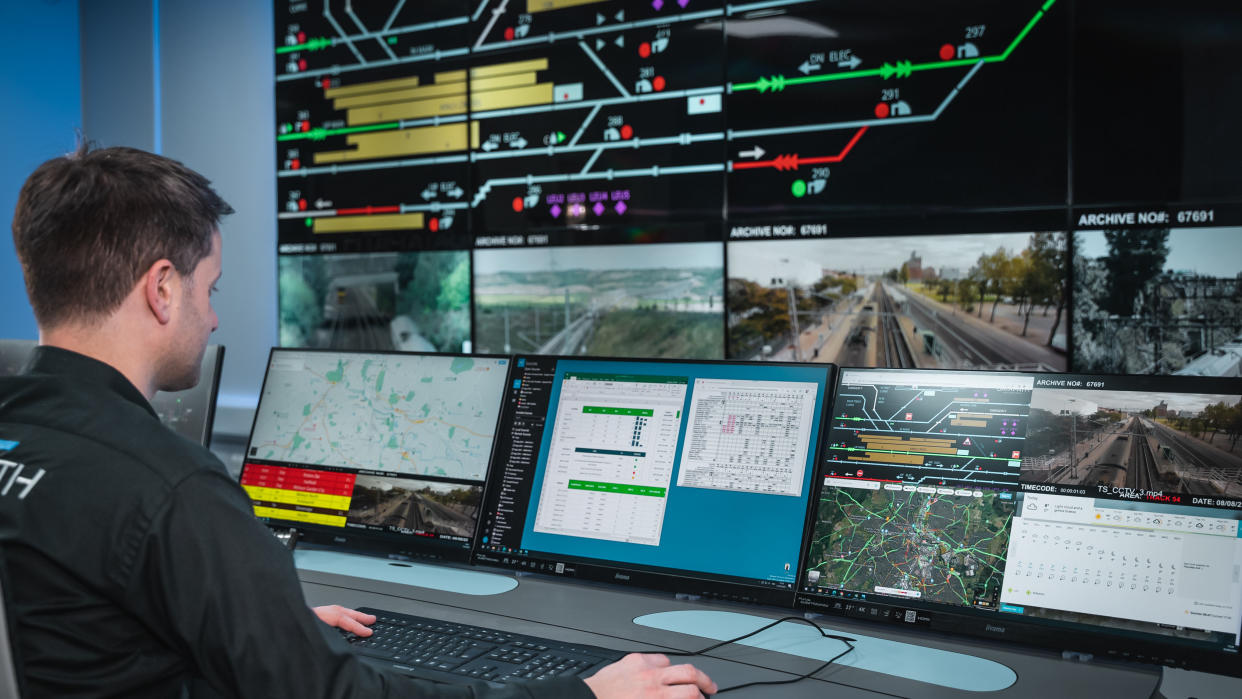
[0,144,717,699]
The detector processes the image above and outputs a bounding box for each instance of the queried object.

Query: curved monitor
[798,367,1242,678]
[239,348,512,562]
[475,355,834,605]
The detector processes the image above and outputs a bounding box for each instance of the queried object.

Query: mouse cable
[630,614,857,694]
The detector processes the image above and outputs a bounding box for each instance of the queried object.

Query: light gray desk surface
[293,559,1239,698]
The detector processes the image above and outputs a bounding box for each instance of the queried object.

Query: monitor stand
[293,548,517,596]
[635,609,1159,695]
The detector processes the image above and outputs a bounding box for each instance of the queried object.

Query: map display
[806,485,1013,609]
[247,350,509,480]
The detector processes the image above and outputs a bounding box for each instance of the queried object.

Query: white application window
[533,373,688,546]
[677,378,819,497]
[1001,493,1242,640]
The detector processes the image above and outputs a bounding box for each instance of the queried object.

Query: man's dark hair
[11,142,234,328]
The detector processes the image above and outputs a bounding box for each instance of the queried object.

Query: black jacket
[0,346,592,699]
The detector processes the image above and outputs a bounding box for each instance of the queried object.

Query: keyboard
[343,607,625,686]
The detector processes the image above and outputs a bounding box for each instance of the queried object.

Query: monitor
[475,355,833,605]
[798,367,1242,678]
[0,341,33,378]
[239,348,511,562]
[0,340,225,448]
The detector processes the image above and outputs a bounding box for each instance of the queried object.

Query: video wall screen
[726,231,1068,370]
[1072,227,1242,376]
[473,241,724,359]
[274,0,1242,374]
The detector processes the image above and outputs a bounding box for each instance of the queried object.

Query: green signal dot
[792,179,808,198]
[305,218,314,227]
[387,36,397,45]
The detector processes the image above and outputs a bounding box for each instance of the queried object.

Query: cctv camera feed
[1072,227,1242,376]
[278,251,471,353]
[473,242,724,358]
[347,474,481,539]
[1021,383,1242,503]
[727,232,1068,370]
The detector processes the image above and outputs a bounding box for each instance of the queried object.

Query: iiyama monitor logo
[985,624,1007,634]
[614,573,630,581]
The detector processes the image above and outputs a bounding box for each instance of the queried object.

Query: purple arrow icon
[678,0,690,6]
[652,0,663,9]
[550,204,562,218]
[614,201,627,215]
[593,202,606,216]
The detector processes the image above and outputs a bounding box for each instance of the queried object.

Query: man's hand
[312,605,377,637]
[585,653,717,698]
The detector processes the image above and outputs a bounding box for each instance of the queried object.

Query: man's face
[158,230,222,392]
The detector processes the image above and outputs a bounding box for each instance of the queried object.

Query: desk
[295,559,1209,698]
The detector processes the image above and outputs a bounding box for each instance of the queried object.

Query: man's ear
[143,259,178,325]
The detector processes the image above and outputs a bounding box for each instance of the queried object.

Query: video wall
[274,0,1242,375]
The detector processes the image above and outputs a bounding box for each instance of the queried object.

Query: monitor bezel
[240,346,515,564]
[195,344,225,447]
[795,366,1242,678]
[473,352,836,607]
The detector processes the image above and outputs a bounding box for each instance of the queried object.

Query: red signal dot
[300,120,311,132]
[639,42,652,58]
[652,75,666,91]
[429,217,440,232]
[874,102,890,118]
[504,26,515,40]
[320,78,331,90]
[290,159,301,170]
[297,31,306,43]
[620,124,633,139]
[512,197,524,212]
[939,43,955,61]
[297,58,307,71]
[297,198,307,211]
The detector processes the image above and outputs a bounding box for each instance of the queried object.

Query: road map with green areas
[807,487,1013,609]
[248,351,507,479]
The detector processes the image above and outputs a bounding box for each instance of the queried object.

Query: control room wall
[73,0,277,439]
[0,0,82,342]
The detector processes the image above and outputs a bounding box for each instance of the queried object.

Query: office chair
[0,551,23,698]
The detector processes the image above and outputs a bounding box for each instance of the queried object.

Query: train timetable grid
[679,381,817,496]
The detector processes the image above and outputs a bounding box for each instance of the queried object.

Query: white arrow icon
[482,140,499,152]
[421,188,436,200]
[798,60,822,75]
[314,199,331,209]
[838,55,862,69]
[596,38,605,51]
[510,137,528,149]
[739,146,765,160]
[596,12,605,25]
[448,186,464,199]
